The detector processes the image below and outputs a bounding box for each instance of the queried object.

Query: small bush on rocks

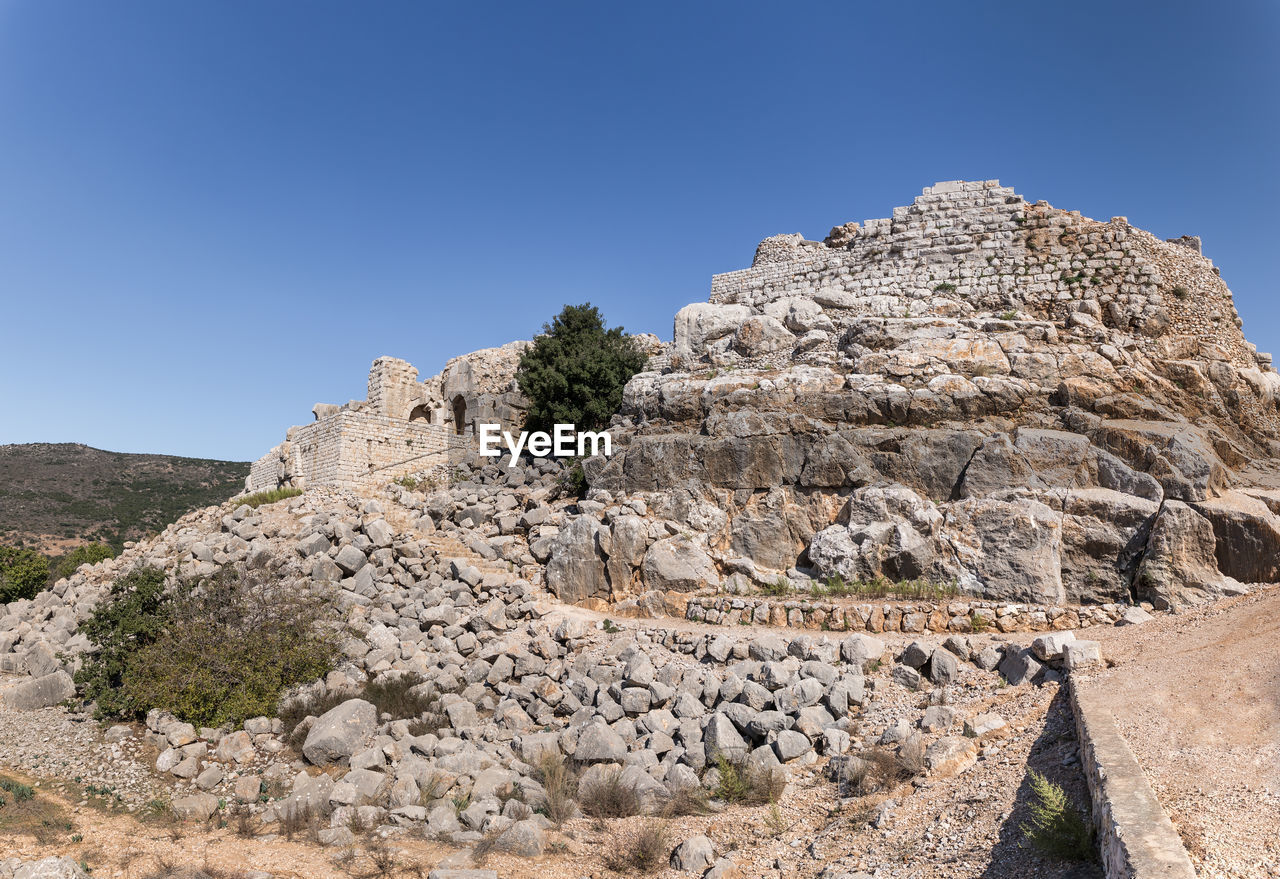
[49,542,115,584]
[0,545,51,603]
[712,753,786,806]
[533,753,578,826]
[75,566,170,719]
[361,673,438,720]
[78,564,339,727]
[1020,769,1095,861]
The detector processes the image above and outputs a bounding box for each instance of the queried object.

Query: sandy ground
[1084,587,1280,879]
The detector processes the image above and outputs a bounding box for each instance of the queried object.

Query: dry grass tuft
[579,768,641,819]
[534,752,579,826]
[605,819,672,874]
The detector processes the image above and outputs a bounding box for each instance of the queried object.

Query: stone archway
[408,404,431,423]
[452,395,467,435]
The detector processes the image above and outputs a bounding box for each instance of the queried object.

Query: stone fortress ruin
[8,181,1280,879]
[246,341,531,492]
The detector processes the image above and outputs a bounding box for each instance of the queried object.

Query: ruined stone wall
[246,411,450,492]
[707,180,1266,372]
[366,357,423,420]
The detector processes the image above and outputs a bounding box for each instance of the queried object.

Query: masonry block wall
[709,180,1267,374]
[247,411,451,492]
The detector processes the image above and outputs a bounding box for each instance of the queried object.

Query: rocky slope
[0,462,1109,877]
[569,180,1280,612]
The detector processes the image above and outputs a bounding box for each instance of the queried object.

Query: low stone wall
[1070,679,1197,879]
[685,594,1125,634]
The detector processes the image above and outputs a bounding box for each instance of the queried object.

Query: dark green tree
[0,546,51,604]
[517,303,647,434]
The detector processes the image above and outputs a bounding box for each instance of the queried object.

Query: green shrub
[761,577,792,598]
[1020,769,1095,861]
[49,543,115,584]
[74,567,170,719]
[235,487,303,509]
[517,303,647,434]
[77,564,338,727]
[559,459,588,498]
[711,753,785,805]
[0,546,51,604]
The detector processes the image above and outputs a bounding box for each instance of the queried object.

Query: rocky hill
[575,180,1280,612]
[0,443,248,552]
[1,180,1275,878]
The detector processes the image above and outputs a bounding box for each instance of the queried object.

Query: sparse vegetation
[0,773,73,844]
[281,674,453,748]
[1019,769,1095,861]
[77,563,339,727]
[234,487,302,509]
[392,475,419,490]
[579,767,641,819]
[1171,284,1190,300]
[811,573,959,601]
[761,577,793,597]
[605,819,672,874]
[933,281,957,293]
[533,752,578,826]
[711,753,786,806]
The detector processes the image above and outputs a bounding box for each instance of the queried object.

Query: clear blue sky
[1,1,1276,461]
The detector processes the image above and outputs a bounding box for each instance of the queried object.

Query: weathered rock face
[583,180,1280,607]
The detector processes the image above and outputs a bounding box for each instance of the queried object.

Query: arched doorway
[452,395,467,435]
[408,404,431,423]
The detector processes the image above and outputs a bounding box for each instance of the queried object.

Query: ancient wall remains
[246,347,529,494]
[706,180,1268,373]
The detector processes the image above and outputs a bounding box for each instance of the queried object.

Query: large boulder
[4,671,75,711]
[672,303,754,360]
[641,536,718,593]
[12,857,91,879]
[732,315,795,358]
[1136,500,1235,608]
[809,485,953,584]
[546,516,610,604]
[947,498,1064,603]
[1192,492,1280,584]
[301,698,378,766]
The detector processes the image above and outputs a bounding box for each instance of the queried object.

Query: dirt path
[1082,587,1280,878]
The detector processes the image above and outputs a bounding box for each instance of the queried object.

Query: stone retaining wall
[685,594,1125,634]
[1070,679,1197,879]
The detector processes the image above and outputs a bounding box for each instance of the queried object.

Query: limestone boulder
[301,699,377,766]
[672,303,754,360]
[641,536,718,593]
[545,516,610,604]
[4,671,75,711]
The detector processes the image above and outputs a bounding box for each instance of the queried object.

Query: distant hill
[0,443,249,553]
